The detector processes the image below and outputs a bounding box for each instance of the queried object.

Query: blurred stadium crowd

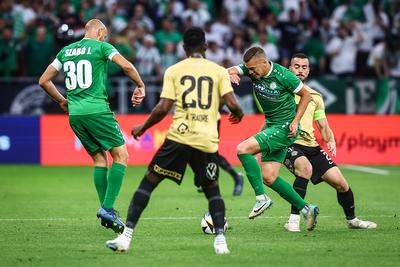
[1,0,400,80]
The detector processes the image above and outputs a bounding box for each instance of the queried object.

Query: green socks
[237,153,308,210]
[93,166,108,204]
[237,153,265,196]
[103,163,126,209]
[270,176,307,210]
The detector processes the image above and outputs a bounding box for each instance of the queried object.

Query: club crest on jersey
[206,163,218,180]
[269,82,277,89]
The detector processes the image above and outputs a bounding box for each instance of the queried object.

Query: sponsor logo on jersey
[177,123,189,134]
[254,82,280,100]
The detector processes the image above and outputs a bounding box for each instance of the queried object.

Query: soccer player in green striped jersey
[228,47,319,230]
[39,19,145,233]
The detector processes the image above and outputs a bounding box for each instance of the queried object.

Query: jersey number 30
[181,75,213,109]
[64,60,93,90]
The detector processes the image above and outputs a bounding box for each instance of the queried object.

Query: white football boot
[248,194,273,219]
[106,227,133,252]
[214,234,230,255]
[347,218,377,229]
[284,214,301,232]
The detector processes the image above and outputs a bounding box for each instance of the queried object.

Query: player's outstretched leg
[237,153,272,219]
[265,172,318,230]
[203,182,230,254]
[106,175,160,252]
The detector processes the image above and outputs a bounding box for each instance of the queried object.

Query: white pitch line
[0,215,396,222]
[341,165,390,175]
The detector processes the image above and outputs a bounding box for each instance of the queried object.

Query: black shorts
[284,143,336,185]
[148,139,219,187]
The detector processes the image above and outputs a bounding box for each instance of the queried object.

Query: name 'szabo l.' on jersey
[161,58,234,153]
[51,38,119,115]
[236,62,303,126]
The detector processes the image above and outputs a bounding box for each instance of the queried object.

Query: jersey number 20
[64,60,93,90]
[181,75,213,109]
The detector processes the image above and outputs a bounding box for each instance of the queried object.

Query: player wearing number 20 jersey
[105,28,243,254]
[161,58,234,153]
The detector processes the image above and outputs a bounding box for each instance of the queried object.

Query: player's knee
[335,180,349,192]
[262,173,278,186]
[112,149,129,164]
[236,142,250,154]
[295,164,312,179]
[91,151,108,166]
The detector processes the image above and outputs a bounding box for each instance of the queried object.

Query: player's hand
[59,99,68,114]
[228,113,243,124]
[288,120,299,137]
[327,140,337,157]
[230,74,241,85]
[131,124,145,140]
[131,86,145,107]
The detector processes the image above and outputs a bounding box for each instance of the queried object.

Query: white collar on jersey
[263,61,274,78]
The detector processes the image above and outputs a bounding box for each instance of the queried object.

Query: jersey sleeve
[283,68,303,93]
[50,49,64,71]
[102,42,119,61]
[313,94,326,121]
[219,69,234,97]
[235,64,249,76]
[160,68,176,100]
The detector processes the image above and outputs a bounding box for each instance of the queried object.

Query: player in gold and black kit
[283,53,377,231]
[106,27,243,254]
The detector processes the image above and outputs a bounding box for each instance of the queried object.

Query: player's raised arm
[38,64,68,113]
[316,118,336,157]
[112,54,146,107]
[131,98,174,140]
[289,87,311,137]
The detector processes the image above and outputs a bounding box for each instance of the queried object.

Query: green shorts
[253,122,300,163]
[69,112,125,154]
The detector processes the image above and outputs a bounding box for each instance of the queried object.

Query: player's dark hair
[243,46,265,62]
[291,53,309,60]
[183,27,206,55]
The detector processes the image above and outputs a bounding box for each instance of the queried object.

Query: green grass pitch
[0,165,399,267]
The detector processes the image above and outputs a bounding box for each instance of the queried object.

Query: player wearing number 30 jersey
[39,19,146,235]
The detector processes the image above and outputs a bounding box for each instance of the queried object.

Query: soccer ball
[200,212,228,234]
